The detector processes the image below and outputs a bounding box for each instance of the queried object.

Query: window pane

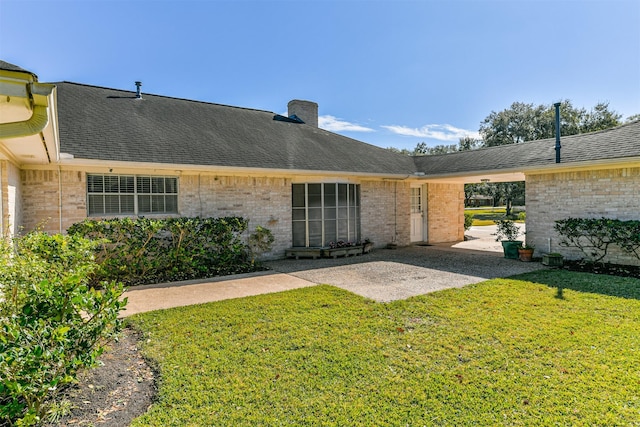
[324,220,337,242]
[120,195,135,214]
[151,195,165,212]
[352,185,360,207]
[308,184,322,208]
[338,184,347,206]
[337,219,348,241]
[324,207,336,220]
[104,195,120,213]
[119,176,134,193]
[324,183,336,207]
[138,195,151,213]
[152,177,165,194]
[88,195,104,215]
[137,176,151,194]
[292,184,305,207]
[308,221,322,247]
[87,175,103,193]
[292,208,306,221]
[338,207,348,219]
[292,222,306,247]
[104,176,120,193]
[308,207,322,221]
[165,178,178,194]
[165,195,178,213]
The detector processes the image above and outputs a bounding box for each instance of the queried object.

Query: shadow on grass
[510,269,640,301]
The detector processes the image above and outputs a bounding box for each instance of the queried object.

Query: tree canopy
[479,100,622,147]
[387,99,628,155]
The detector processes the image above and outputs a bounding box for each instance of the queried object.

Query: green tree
[479,100,622,147]
[458,136,480,151]
[625,113,640,123]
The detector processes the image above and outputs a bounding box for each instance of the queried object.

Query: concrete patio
[122,225,545,316]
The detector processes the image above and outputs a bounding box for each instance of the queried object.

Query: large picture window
[87,174,178,215]
[292,183,360,247]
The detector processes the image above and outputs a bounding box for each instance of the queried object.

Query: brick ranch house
[1,60,639,265]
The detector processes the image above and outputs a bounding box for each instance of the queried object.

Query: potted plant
[542,252,564,267]
[494,219,523,259]
[517,242,535,262]
[362,238,374,254]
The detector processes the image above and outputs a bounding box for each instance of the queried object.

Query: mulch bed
[45,328,156,427]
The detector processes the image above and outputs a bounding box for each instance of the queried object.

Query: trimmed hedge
[554,217,640,264]
[68,217,255,286]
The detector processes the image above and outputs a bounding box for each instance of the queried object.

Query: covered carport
[410,121,640,266]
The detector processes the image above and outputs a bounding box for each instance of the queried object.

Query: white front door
[410,186,423,242]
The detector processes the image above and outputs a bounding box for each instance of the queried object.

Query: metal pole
[554,102,561,163]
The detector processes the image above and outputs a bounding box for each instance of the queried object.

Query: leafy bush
[248,226,275,264]
[68,217,257,286]
[463,212,474,231]
[0,232,125,426]
[494,219,523,241]
[554,217,640,264]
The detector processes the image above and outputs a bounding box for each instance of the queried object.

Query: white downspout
[0,161,4,238]
[0,83,55,139]
[58,165,63,233]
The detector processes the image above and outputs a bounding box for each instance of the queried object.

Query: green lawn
[129,270,640,426]
[465,207,524,226]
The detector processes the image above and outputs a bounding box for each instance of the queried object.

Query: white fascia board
[49,158,413,180]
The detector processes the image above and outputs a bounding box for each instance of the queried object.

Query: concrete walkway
[121,225,543,317]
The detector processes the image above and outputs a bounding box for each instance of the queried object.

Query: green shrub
[554,217,640,264]
[463,212,474,231]
[0,232,125,426]
[494,219,522,241]
[68,217,256,286]
[248,225,275,264]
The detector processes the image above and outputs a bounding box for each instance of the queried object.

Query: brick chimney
[287,99,318,127]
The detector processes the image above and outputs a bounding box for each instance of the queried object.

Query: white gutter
[0,82,55,139]
[51,157,414,180]
[0,105,49,139]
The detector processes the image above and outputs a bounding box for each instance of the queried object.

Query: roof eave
[47,158,414,179]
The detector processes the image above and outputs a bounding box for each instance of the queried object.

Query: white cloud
[319,115,375,132]
[381,124,480,141]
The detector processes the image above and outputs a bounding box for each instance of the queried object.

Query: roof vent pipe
[135,81,142,99]
[554,102,561,163]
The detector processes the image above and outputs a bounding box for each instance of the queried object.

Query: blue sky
[1,0,638,150]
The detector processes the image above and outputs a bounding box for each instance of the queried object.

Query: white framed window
[410,187,422,213]
[292,183,360,247]
[87,174,178,216]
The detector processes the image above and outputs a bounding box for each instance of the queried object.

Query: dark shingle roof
[55,82,416,175]
[0,60,36,77]
[53,81,639,178]
[413,120,640,176]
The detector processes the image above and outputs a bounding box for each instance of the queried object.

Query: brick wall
[426,182,465,243]
[21,169,85,234]
[20,169,415,258]
[361,180,410,247]
[526,167,640,266]
[180,175,292,258]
